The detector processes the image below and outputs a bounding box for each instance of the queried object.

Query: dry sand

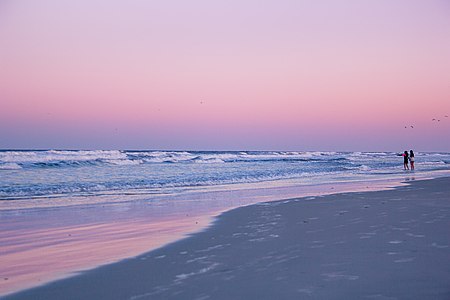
[4,177,450,300]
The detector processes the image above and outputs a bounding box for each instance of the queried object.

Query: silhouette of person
[402,151,409,170]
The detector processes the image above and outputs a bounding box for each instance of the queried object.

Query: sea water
[1,150,450,295]
[1,150,449,209]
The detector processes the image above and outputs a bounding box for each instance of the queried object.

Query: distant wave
[0,150,353,169]
[1,150,449,170]
[1,150,449,168]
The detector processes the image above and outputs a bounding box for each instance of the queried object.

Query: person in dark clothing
[402,151,409,170]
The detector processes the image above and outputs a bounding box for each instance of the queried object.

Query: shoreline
[3,175,450,299]
[0,174,423,297]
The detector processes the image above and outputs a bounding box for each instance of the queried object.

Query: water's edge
[3,172,448,297]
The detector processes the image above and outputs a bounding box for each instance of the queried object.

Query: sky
[1,0,449,151]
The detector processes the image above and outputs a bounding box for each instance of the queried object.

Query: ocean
[1,149,450,296]
[1,150,449,208]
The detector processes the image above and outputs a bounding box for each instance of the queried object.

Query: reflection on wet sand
[0,177,419,296]
[0,216,211,296]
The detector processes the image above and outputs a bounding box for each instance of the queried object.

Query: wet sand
[0,178,405,296]
[5,177,450,299]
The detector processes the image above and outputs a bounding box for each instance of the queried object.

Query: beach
[3,0,450,298]
[4,176,450,299]
[4,150,450,296]
[0,175,407,297]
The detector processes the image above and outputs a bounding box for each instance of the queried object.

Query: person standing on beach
[402,151,409,170]
[409,150,415,170]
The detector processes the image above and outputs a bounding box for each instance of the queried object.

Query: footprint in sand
[394,257,415,263]
[297,287,315,295]
[406,233,425,238]
[431,242,449,249]
[366,294,398,300]
[392,227,410,231]
[321,272,359,281]
[389,240,403,244]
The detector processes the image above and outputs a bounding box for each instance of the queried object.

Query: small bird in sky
[410,125,414,128]
[432,118,436,121]
[445,115,449,118]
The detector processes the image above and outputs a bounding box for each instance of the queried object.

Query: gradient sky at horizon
[1,0,449,151]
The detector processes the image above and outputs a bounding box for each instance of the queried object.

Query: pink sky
[1,0,449,151]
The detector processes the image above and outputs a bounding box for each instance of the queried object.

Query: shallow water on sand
[3,176,450,300]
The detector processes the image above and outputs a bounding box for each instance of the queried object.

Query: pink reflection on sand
[0,177,413,296]
[0,215,211,296]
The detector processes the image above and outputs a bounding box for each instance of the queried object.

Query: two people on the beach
[401,150,415,170]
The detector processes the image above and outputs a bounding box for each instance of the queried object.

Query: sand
[4,177,450,300]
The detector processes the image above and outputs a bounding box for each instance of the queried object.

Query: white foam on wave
[137,151,198,163]
[130,151,341,164]
[225,151,340,162]
[420,161,447,166]
[0,163,22,170]
[124,150,350,164]
[358,165,371,171]
[104,159,142,166]
[193,158,225,164]
[0,150,127,164]
[346,152,394,161]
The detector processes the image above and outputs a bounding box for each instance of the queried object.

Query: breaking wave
[1,150,449,200]
[0,150,353,169]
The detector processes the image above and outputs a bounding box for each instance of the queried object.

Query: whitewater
[1,150,450,208]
